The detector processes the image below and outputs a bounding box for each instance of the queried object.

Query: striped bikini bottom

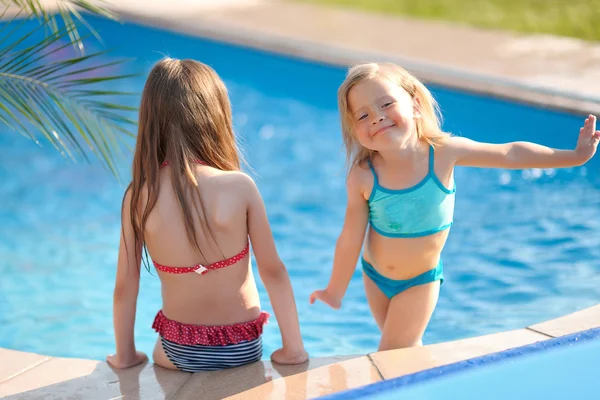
[161,336,263,372]
[153,310,269,372]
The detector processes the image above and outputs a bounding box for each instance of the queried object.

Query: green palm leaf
[0,2,138,179]
[3,0,117,54]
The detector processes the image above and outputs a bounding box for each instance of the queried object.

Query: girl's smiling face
[348,76,419,150]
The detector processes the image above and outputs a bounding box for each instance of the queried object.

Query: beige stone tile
[0,349,49,384]
[116,0,600,115]
[174,355,380,400]
[529,304,600,338]
[370,329,548,379]
[108,0,264,15]
[0,357,190,399]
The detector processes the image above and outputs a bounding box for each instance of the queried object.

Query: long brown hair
[123,58,241,270]
[338,62,449,173]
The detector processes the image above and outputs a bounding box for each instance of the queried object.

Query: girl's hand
[309,289,342,310]
[575,114,600,163]
[271,347,309,365]
[106,351,148,369]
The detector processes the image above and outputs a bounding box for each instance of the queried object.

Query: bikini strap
[366,159,378,186]
[161,160,207,168]
[428,144,435,175]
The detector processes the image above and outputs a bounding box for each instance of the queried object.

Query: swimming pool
[0,15,599,362]
[320,327,600,399]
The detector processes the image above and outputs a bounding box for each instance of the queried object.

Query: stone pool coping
[103,0,600,116]
[1,304,599,399]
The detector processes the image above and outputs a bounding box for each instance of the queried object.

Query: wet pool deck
[1,305,599,399]
[2,0,600,398]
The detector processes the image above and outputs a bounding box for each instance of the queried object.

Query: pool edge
[1,303,598,399]
[318,326,600,400]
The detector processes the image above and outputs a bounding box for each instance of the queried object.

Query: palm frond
[3,0,119,54]
[0,15,138,179]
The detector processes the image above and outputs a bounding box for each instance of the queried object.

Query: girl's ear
[413,97,422,119]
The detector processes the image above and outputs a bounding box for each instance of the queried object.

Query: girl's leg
[152,338,178,370]
[363,272,391,331]
[378,280,440,351]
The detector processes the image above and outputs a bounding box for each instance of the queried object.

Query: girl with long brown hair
[107,58,307,371]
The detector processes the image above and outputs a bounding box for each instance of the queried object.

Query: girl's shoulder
[433,136,472,164]
[206,169,257,195]
[348,159,373,180]
[347,160,375,198]
[208,169,252,183]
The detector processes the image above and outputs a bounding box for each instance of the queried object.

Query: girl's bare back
[144,165,262,326]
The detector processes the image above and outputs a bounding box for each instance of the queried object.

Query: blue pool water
[0,16,599,362]
[322,328,600,399]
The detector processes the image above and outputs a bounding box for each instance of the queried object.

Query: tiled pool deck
[1,305,599,399]
[2,0,600,398]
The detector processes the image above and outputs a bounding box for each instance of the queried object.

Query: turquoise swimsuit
[362,145,455,298]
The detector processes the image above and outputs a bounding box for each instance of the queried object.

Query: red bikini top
[153,243,250,275]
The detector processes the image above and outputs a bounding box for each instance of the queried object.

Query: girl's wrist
[573,148,590,166]
[115,346,137,362]
[283,343,306,356]
[326,285,344,300]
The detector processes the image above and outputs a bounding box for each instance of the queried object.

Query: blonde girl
[311,62,599,351]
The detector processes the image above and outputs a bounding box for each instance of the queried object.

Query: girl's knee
[378,336,423,352]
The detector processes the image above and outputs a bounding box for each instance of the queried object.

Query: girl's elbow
[258,259,287,281]
[113,282,138,303]
[336,232,362,252]
[502,145,520,167]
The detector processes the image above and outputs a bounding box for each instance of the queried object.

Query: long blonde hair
[338,62,449,172]
[124,58,241,269]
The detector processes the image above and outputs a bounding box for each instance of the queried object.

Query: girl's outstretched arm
[451,115,599,169]
[310,164,369,310]
[244,174,308,365]
[107,188,147,369]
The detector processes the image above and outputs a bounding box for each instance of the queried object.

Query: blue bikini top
[367,145,456,238]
